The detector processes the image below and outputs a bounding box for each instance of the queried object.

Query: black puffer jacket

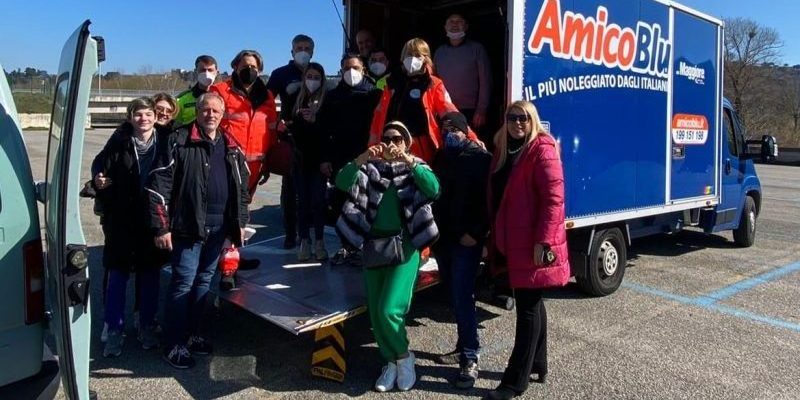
[91,122,170,271]
[146,123,250,246]
[317,79,382,170]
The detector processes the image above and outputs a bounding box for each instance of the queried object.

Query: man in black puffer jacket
[146,92,249,369]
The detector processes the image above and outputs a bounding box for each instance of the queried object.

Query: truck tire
[576,228,626,296]
[733,196,756,248]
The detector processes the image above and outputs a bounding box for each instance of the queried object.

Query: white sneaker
[375,362,397,392]
[315,240,328,261]
[297,239,311,261]
[396,352,416,391]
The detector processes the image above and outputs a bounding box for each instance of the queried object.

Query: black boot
[486,386,517,400]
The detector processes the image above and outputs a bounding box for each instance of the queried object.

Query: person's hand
[475,139,487,151]
[320,162,333,177]
[240,228,245,243]
[357,144,386,165]
[299,108,313,122]
[258,168,269,185]
[472,111,486,129]
[533,243,544,266]
[155,233,173,251]
[386,144,415,166]
[459,233,477,247]
[94,172,112,190]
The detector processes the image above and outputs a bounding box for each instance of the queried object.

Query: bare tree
[723,18,783,123]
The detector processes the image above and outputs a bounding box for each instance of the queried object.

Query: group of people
[90,13,569,400]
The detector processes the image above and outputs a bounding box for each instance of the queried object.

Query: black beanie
[441,112,469,134]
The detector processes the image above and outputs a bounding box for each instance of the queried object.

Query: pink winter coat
[488,134,570,289]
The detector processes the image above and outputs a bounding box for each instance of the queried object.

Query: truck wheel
[733,196,757,248]
[577,228,626,296]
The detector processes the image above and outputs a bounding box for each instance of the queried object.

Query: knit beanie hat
[441,112,469,134]
[383,120,413,147]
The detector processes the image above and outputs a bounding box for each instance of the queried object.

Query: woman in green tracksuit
[335,120,440,393]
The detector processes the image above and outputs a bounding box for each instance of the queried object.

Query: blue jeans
[104,268,160,332]
[294,168,327,240]
[437,241,483,363]
[164,225,226,347]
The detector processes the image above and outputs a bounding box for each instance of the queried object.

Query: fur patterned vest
[336,160,439,250]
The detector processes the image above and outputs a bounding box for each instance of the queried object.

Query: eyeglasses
[506,114,529,123]
[381,136,405,145]
[155,106,174,115]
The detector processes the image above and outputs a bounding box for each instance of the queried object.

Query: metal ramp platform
[215,228,440,335]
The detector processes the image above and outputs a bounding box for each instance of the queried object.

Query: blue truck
[347,0,776,296]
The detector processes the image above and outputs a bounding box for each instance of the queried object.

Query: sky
[1,0,798,76]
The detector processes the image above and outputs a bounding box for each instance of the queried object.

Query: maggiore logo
[677,61,705,84]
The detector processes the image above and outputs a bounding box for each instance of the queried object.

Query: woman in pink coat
[486,100,570,400]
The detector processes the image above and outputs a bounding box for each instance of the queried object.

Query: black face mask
[238,68,258,85]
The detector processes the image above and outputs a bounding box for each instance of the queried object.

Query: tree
[723,18,783,124]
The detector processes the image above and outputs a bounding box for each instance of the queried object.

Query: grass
[11,92,53,113]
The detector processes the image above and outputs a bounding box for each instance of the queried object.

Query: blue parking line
[695,261,800,306]
[622,261,800,333]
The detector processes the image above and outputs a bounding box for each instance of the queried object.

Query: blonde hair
[400,38,434,74]
[492,100,553,173]
[152,92,178,118]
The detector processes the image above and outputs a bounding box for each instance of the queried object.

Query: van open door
[42,20,98,399]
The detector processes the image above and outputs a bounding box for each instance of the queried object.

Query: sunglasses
[381,136,405,145]
[506,114,529,123]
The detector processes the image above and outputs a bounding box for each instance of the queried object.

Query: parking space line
[695,261,800,306]
[623,266,800,333]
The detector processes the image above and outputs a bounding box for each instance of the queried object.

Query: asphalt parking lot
[24,128,799,399]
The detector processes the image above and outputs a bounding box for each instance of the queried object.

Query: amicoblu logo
[528,0,672,78]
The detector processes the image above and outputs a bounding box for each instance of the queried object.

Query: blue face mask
[444,130,466,151]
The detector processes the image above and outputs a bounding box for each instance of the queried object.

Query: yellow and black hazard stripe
[311,323,346,382]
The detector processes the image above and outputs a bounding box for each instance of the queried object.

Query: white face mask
[305,79,321,93]
[342,69,363,87]
[197,71,216,87]
[403,56,424,75]
[294,51,311,66]
[369,62,387,77]
[446,30,466,40]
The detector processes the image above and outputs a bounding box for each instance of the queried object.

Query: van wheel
[577,228,626,296]
[733,196,757,247]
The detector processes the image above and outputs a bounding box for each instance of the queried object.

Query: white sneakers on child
[375,362,397,392]
[396,352,417,391]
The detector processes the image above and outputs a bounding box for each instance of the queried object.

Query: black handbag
[362,235,405,269]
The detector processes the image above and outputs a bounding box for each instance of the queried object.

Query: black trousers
[281,172,298,239]
[500,288,548,393]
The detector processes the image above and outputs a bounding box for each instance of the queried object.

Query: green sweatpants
[364,239,420,363]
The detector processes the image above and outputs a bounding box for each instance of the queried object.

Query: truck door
[716,105,746,227]
[669,9,720,203]
[43,20,98,399]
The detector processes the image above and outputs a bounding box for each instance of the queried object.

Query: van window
[723,109,737,156]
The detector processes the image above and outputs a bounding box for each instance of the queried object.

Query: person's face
[356,31,375,57]
[506,108,530,139]
[236,55,260,74]
[130,108,155,133]
[195,62,217,75]
[292,40,314,58]
[381,129,407,158]
[305,69,322,83]
[198,98,224,133]
[154,100,174,125]
[341,57,364,74]
[369,51,388,66]
[445,15,467,33]
[444,125,466,141]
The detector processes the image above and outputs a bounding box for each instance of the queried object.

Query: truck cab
[0,21,98,399]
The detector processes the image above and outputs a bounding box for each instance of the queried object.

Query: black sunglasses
[381,136,405,145]
[506,114,529,123]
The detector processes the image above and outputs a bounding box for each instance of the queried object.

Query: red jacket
[210,80,278,162]
[488,134,570,289]
[370,72,478,163]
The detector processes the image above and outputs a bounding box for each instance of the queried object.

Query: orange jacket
[370,73,481,164]
[210,80,278,162]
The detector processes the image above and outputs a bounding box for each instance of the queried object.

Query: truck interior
[347,0,510,140]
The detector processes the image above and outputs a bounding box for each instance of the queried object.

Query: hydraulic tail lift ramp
[213,228,440,382]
